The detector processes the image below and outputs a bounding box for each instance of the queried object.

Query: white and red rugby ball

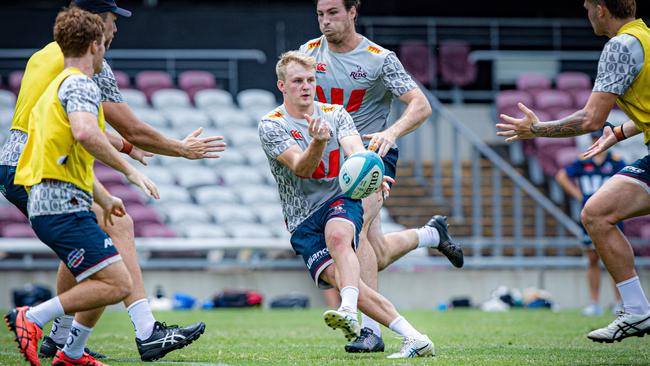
[338,151,385,199]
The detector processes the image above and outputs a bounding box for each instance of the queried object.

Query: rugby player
[259,51,434,359]
[496,0,650,343]
[300,0,463,352]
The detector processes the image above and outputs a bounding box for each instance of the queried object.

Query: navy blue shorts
[290,197,363,289]
[30,211,121,282]
[362,143,399,185]
[0,165,28,217]
[617,155,650,191]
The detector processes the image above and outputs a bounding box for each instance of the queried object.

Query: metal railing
[0,48,267,96]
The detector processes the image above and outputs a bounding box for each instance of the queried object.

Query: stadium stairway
[385,159,582,257]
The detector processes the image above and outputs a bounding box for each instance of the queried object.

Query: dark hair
[54,7,104,57]
[314,0,361,13]
[589,0,636,19]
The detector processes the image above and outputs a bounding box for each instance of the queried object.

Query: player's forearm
[92,179,111,206]
[340,134,365,156]
[105,130,126,151]
[389,92,432,138]
[530,109,602,138]
[295,140,328,177]
[103,102,184,157]
[80,132,135,178]
[622,120,642,138]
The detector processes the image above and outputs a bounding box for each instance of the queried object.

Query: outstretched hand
[495,103,540,142]
[181,127,227,159]
[305,114,331,142]
[583,126,617,159]
[363,130,397,157]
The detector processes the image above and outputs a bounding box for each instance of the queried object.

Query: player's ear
[277,79,285,94]
[89,41,98,56]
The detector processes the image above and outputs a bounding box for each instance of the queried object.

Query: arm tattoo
[531,110,590,137]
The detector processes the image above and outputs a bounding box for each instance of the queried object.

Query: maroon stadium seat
[398,40,435,86]
[556,72,592,92]
[534,136,576,176]
[438,40,477,87]
[139,223,176,237]
[135,71,174,101]
[0,206,27,225]
[9,70,24,95]
[570,89,592,109]
[178,71,216,101]
[1,223,37,238]
[106,185,145,205]
[555,146,581,171]
[534,90,574,119]
[516,73,551,100]
[112,70,131,89]
[95,166,125,185]
[128,204,163,228]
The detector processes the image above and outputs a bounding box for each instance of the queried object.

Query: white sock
[62,320,92,360]
[616,276,650,315]
[338,286,359,314]
[389,315,423,339]
[416,226,440,248]
[49,315,73,344]
[127,299,156,340]
[25,296,64,329]
[361,313,381,336]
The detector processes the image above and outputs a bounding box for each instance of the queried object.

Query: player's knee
[326,228,353,253]
[103,268,133,303]
[100,212,135,239]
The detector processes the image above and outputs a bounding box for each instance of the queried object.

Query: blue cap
[73,0,132,17]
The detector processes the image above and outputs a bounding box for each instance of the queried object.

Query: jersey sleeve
[334,107,359,139]
[93,59,125,103]
[259,119,297,159]
[58,75,101,117]
[593,34,645,96]
[380,52,418,97]
[563,160,582,178]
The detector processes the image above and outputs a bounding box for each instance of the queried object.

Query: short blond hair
[276,51,317,81]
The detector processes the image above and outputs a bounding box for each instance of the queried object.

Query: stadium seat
[255,204,285,225]
[151,88,192,109]
[555,71,591,92]
[95,165,125,185]
[210,204,257,224]
[203,148,246,167]
[533,90,574,120]
[516,73,552,99]
[635,226,650,256]
[0,109,13,129]
[112,70,131,89]
[120,88,148,108]
[106,184,145,205]
[174,166,218,188]
[244,148,268,166]
[1,223,37,238]
[223,127,261,149]
[226,223,273,238]
[0,206,27,225]
[135,71,174,101]
[152,184,193,204]
[137,166,176,185]
[624,216,650,238]
[554,146,581,172]
[131,107,169,128]
[9,70,23,95]
[0,89,16,107]
[176,223,229,238]
[398,40,435,86]
[139,223,177,237]
[128,204,164,226]
[234,185,280,205]
[209,108,254,127]
[178,70,217,100]
[438,39,477,88]
[534,136,576,176]
[495,90,534,116]
[571,89,592,109]
[194,89,234,110]
[220,167,265,186]
[160,203,212,224]
[193,186,240,205]
[237,89,277,110]
[162,107,212,130]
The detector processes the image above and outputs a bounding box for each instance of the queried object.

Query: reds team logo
[290,130,304,139]
[67,248,86,269]
[350,65,367,80]
[316,63,327,73]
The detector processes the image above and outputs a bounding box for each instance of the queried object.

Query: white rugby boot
[387,335,434,358]
[587,310,650,343]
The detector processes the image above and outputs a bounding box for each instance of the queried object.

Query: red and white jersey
[299,35,417,136]
[258,102,359,233]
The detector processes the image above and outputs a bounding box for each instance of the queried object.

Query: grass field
[1,308,649,365]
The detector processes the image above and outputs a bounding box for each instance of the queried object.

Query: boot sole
[323,311,360,341]
[140,322,206,362]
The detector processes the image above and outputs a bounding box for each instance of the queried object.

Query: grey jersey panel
[299,36,417,136]
[93,59,124,103]
[593,34,644,96]
[259,102,358,232]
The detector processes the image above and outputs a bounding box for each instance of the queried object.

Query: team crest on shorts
[67,248,86,269]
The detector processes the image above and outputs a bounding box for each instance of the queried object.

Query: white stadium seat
[222,127,261,149]
[220,167,265,186]
[194,89,234,109]
[209,108,253,127]
[151,184,192,204]
[162,107,212,129]
[0,89,16,107]
[203,148,247,167]
[237,89,277,110]
[161,203,212,224]
[226,223,274,238]
[131,107,169,128]
[121,89,148,107]
[234,185,280,205]
[176,223,229,238]
[151,88,191,109]
[193,186,239,205]
[210,204,257,224]
[137,165,176,185]
[255,203,285,225]
[174,166,218,188]
[0,109,13,129]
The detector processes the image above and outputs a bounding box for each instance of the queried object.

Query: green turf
[2,308,649,365]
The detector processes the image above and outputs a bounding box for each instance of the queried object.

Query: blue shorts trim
[0,165,28,216]
[290,196,363,289]
[30,211,121,282]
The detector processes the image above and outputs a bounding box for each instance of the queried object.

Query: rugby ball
[338,151,385,199]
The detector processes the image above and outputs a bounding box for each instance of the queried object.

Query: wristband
[120,139,134,154]
[612,126,626,142]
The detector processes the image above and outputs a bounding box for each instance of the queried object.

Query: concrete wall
[2,268,647,310]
